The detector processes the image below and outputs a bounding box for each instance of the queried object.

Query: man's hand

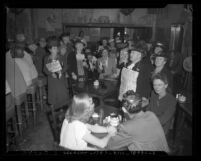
[141,97,149,108]
[107,126,117,136]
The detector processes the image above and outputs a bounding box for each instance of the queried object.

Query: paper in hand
[46,60,62,73]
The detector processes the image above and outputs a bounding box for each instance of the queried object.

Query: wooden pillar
[151,14,157,42]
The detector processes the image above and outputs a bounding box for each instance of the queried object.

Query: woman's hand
[107,126,117,136]
[52,73,57,78]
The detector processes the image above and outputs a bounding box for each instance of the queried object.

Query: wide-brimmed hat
[152,51,169,59]
[130,47,146,58]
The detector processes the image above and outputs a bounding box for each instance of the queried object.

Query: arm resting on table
[106,132,133,150]
[83,132,113,149]
[86,124,108,133]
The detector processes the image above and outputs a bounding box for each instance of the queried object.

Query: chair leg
[32,92,37,126]
[24,98,29,127]
[15,104,23,137]
[39,86,44,111]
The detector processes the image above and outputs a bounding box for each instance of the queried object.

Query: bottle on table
[99,108,104,125]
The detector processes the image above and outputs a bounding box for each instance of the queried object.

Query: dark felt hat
[153,51,169,59]
[130,47,147,58]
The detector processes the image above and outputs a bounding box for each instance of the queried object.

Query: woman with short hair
[143,73,176,135]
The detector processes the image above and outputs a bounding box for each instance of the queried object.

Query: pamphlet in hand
[46,60,62,73]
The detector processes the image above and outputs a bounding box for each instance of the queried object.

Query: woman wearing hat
[151,51,173,94]
[150,42,166,65]
[118,48,153,101]
[107,90,169,152]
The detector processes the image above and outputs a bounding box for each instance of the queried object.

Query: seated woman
[106,90,169,152]
[59,93,117,150]
[143,73,176,135]
[97,49,118,79]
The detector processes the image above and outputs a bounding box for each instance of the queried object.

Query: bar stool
[26,83,37,126]
[14,92,29,136]
[37,77,47,112]
[6,92,18,150]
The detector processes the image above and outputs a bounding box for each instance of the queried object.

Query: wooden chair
[36,77,47,112]
[45,104,69,144]
[26,83,38,126]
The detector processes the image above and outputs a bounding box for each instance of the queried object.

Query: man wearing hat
[118,48,153,101]
[152,51,173,94]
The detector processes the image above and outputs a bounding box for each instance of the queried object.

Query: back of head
[122,90,142,114]
[65,93,94,123]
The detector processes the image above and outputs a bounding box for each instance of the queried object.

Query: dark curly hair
[46,36,59,50]
[122,90,142,114]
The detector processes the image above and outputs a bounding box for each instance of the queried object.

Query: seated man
[106,90,170,153]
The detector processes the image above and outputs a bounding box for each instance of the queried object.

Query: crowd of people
[6,31,177,153]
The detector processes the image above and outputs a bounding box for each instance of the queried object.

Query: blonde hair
[65,93,94,123]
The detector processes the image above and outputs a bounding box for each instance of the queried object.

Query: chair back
[46,104,68,144]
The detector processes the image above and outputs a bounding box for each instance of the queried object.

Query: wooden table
[72,79,118,107]
[88,104,126,151]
